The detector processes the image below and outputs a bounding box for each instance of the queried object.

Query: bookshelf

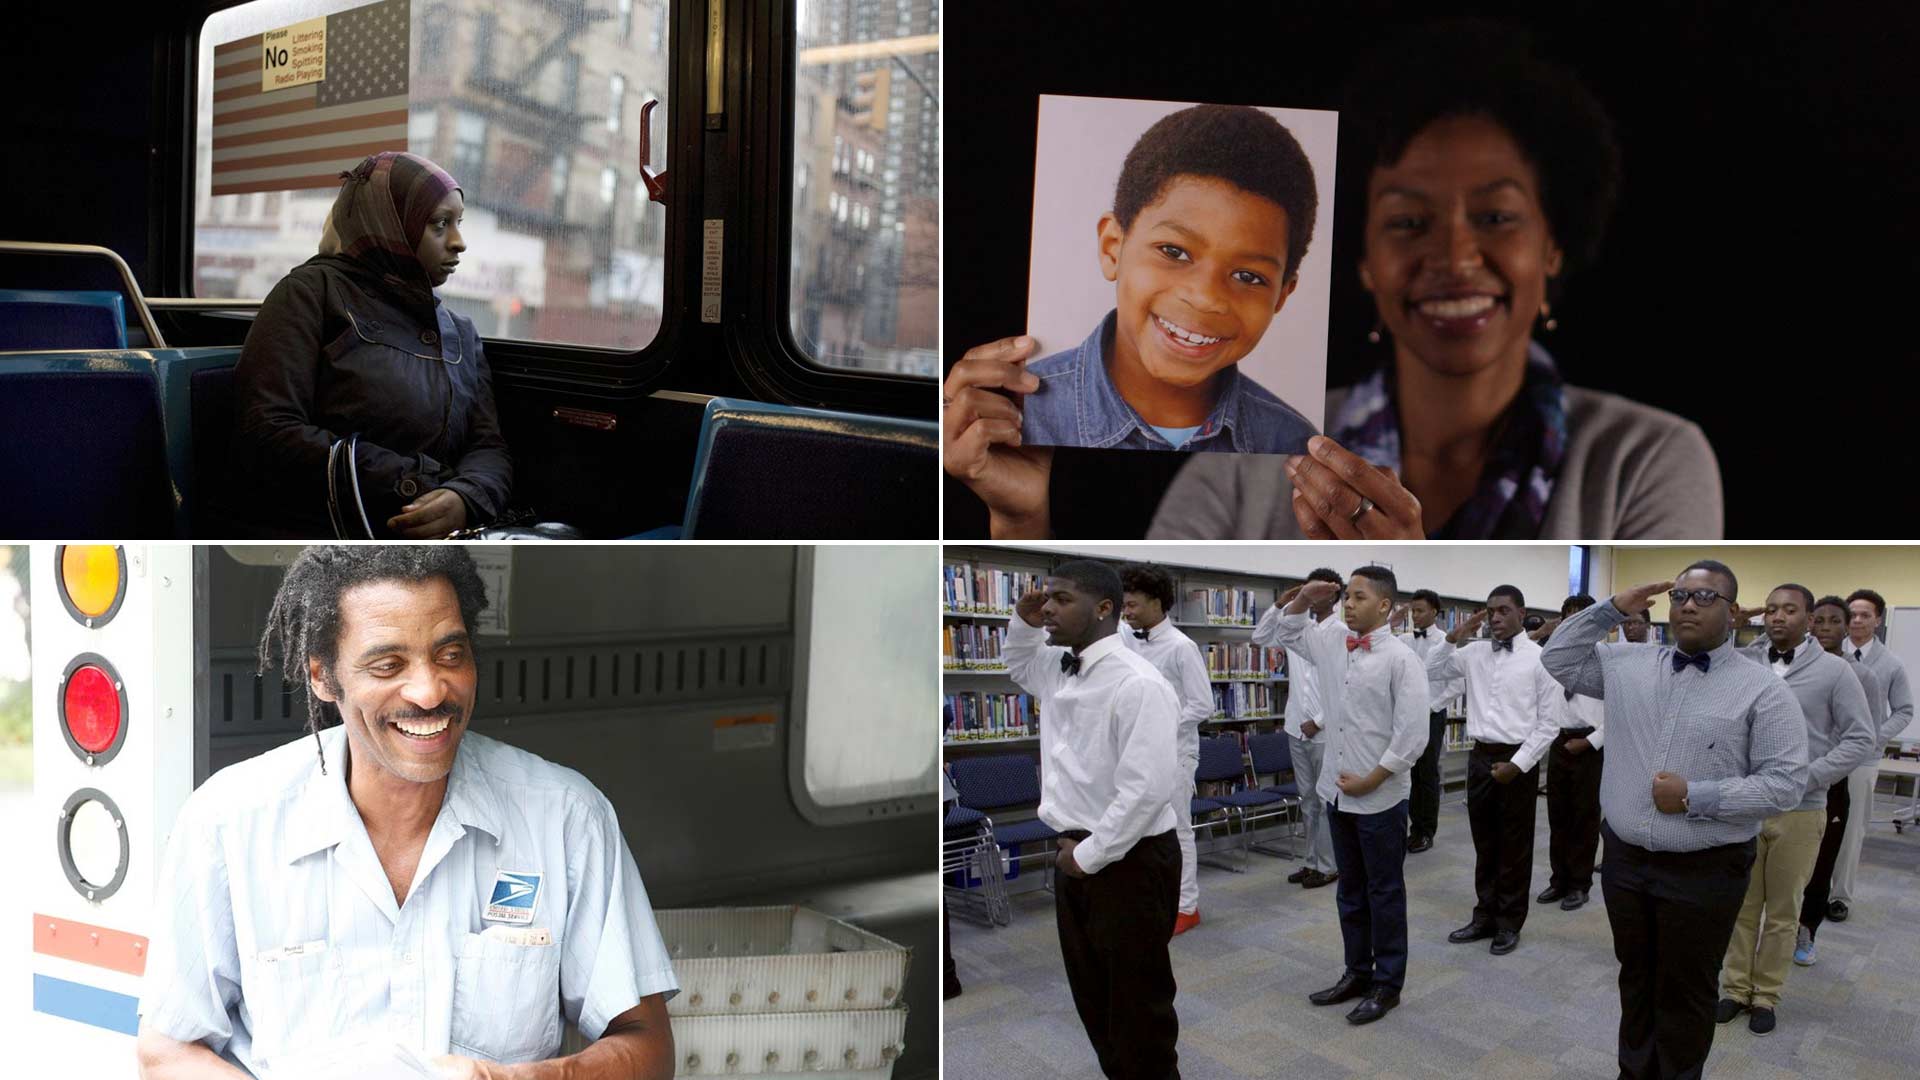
[940,547,1566,791]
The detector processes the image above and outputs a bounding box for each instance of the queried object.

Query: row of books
[943,691,1040,741]
[942,563,1044,615]
[1204,641,1284,680]
[1186,587,1263,625]
[1210,681,1277,720]
[942,623,1009,670]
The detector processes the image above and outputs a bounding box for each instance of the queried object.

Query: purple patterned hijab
[1326,342,1569,538]
[322,151,461,306]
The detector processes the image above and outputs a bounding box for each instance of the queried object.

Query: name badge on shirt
[484,870,543,925]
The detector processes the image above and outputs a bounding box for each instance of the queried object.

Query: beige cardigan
[1148,384,1723,540]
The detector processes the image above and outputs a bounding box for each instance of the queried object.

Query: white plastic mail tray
[658,906,911,1016]
[672,1007,907,1078]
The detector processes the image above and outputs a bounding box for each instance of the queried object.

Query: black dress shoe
[1748,1006,1776,1036]
[1287,866,1312,884]
[1559,889,1589,911]
[1828,900,1849,922]
[1407,834,1433,853]
[1490,930,1520,955]
[1536,886,1569,904]
[1301,869,1338,889]
[1346,986,1400,1025]
[1448,920,1495,944]
[1715,997,1747,1025]
[1308,972,1372,1006]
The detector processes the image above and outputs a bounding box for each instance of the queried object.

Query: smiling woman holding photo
[945,21,1721,540]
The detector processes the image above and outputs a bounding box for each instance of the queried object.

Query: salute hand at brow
[1015,588,1048,628]
[1446,608,1488,645]
[1611,580,1675,618]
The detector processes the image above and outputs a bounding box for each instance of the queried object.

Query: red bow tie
[1346,634,1372,652]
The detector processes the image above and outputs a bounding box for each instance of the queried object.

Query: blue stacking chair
[942,781,1008,927]
[1235,732,1305,858]
[949,754,1059,903]
[1191,735,1254,872]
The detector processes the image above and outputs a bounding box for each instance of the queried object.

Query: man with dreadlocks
[135,547,677,1080]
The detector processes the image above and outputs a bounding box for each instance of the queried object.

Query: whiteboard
[1886,607,1920,746]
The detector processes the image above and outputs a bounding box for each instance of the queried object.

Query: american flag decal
[210,0,410,196]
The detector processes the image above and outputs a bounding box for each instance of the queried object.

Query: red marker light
[62,664,122,755]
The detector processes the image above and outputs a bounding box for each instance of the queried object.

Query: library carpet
[944,795,1920,1079]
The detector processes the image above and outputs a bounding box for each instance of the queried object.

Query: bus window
[788,1,939,378]
[791,545,937,821]
[194,0,672,352]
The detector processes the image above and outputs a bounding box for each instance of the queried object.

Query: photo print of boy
[1022,96,1337,454]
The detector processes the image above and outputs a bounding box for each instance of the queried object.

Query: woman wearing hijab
[942,22,1721,541]
[221,151,511,539]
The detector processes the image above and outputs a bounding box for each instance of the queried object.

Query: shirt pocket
[250,944,346,1061]
[449,931,564,1063]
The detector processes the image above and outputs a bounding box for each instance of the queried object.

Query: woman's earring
[1366,320,1384,345]
[1539,302,1559,333]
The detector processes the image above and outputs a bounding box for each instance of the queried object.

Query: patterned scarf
[321,151,461,310]
[1327,344,1568,539]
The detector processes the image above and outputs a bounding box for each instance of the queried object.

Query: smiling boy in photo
[1024,104,1321,453]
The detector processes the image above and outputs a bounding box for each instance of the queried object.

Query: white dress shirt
[1124,617,1214,765]
[138,728,678,1075]
[1399,627,1465,714]
[1556,689,1607,748]
[1255,605,1344,738]
[1424,634,1562,772]
[1005,618,1181,874]
[1268,613,1430,814]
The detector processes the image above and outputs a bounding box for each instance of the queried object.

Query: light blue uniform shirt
[137,727,678,1075]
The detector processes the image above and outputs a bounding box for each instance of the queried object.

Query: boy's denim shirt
[1022,311,1318,453]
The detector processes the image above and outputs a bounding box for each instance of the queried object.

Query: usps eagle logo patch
[485,870,543,925]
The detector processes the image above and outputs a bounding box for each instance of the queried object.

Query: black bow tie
[1134,628,1150,640]
[1061,652,1082,676]
[1769,647,1795,665]
[1413,629,1428,639]
[1672,651,1710,674]
[1854,648,1863,661]
[1492,637,1514,652]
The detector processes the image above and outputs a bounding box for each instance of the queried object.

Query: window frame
[784,546,937,827]
[727,0,935,419]
[173,0,701,387]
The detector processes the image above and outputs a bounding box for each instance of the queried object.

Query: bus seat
[153,348,244,537]
[0,352,174,537]
[680,397,937,539]
[0,289,127,350]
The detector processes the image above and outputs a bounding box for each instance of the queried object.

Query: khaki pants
[1721,806,1828,1008]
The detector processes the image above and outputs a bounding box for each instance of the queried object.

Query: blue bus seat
[0,352,174,537]
[152,348,244,538]
[680,397,937,539]
[0,289,127,350]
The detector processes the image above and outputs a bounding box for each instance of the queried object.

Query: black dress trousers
[1466,741,1539,931]
[1601,822,1757,1080]
[1055,829,1182,1080]
[1545,728,1603,893]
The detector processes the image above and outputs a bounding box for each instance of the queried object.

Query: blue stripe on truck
[33,973,140,1035]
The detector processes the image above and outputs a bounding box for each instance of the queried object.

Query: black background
[945,0,1920,539]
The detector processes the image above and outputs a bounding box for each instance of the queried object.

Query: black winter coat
[223,254,512,537]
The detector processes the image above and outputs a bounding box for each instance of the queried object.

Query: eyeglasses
[1668,588,1729,608]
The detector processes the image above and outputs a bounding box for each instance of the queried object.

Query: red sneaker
[1172,910,1201,936]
